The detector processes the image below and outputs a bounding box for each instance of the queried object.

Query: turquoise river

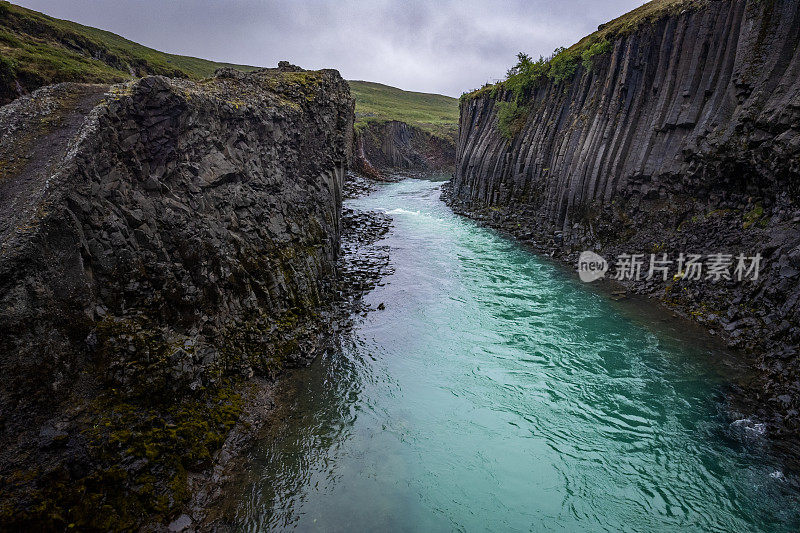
[222,178,800,532]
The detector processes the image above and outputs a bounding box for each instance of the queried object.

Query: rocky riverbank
[0,63,356,530]
[447,0,800,447]
[185,171,393,531]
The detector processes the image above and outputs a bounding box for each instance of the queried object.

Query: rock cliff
[354,120,455,179]
[0,64,353,528]
[448,0,800,440]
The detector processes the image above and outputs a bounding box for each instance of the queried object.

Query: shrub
[504,52,549,101]
[499,46,584,102]
[464,37,614,104]
[581,39,613,71]
[547,47,580,83]
[496,100,528,140]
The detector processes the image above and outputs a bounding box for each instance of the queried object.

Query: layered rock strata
[354,120,455,179]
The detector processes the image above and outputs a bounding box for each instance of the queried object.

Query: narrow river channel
[222,178,800,532]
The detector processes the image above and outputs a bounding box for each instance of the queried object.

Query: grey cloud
[15,0,644,96]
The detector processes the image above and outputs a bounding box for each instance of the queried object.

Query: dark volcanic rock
[354,120,455,179]
[0,65,353,527]
[447,0,800,441]
[0,66,354,412]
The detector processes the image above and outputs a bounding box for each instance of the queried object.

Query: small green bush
[504,52,549,101]
[496,100,528,140]
[581,39,612,71]
[547,47,580,83]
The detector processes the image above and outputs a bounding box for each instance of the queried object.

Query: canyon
[0,63,353,529]
[354,119,456,178]
[447,0,800,444]
[1,0,800,529]
[349,81,458,179]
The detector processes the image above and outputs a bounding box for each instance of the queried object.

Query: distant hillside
[0,1,460,144]
[0,1,258,103]
[349,80,459,140]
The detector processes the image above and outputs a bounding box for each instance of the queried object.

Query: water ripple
[223,179,800,532]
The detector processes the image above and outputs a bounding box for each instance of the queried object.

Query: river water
[222,178,800,532]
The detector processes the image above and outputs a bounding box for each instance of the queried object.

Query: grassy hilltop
[463,0,707,103]
[0,1,260,103]
[349,80,459,140]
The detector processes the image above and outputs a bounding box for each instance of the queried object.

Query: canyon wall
[448,0,800,437]
[354,120,455,179]
[0,64,353,528]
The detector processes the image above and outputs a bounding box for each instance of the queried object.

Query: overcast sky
[16,0,644,97]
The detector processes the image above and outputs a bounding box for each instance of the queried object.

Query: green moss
[0,382,243,530]
[743,203,765,229]
[706,207,733,218]
[279,70,323,101]
[0,245,325,530]
[218,304,318,378]
[94,316,200,397]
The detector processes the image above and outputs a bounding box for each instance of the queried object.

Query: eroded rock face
[354,120,455,179]
[448,0,800,436]
[0,66,354,429]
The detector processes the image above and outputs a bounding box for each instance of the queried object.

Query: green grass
[496,100,528,141]
[0,1,458,140]
[349,80,459,140]
[0,0,258,102]
[462,0,707,103]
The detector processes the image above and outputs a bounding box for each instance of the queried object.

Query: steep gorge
[354,120,456,178]
[348,81,458,179]
[0,64,353,528]
[447,0,800,439]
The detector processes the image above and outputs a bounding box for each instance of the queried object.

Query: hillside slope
[349,81,459,177]
[0,0,258,104]
[349,80,458,138]
[0,2,459,178]
[448,0,800,442]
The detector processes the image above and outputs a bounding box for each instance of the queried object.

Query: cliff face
[354,120,455,178]
[449,0,800,435]
[0,65,353,527]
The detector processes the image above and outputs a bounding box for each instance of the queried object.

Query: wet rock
[168,514,192,532]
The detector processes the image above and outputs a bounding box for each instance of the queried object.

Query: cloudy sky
[16,0,644,97]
